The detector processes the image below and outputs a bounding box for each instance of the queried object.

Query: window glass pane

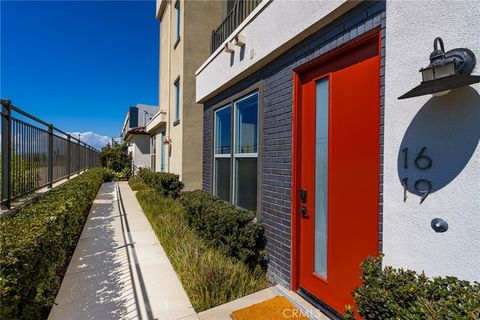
[151,136,156,153]
[160,131,166,172]
[215,106,231,154]
[215,158,231,201]
[175,80,180,120]
[235,93,258,154]
[175,1,180,39]
[235,158,257,211]
[314,77,329,278]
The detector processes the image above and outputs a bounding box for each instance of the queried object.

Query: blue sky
[1,0,159,146]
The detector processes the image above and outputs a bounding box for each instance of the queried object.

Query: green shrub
[180,190,266,269]
[102,168,118,182]
[99,142,132,178]
[344,256,480,320]
[0,168,106,320]
[136,190,269,311]
[137,168,184,198]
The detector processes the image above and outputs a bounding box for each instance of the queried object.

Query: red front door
[294,31,380,315]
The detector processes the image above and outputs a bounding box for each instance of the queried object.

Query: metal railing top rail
[1,98,101,210]
[3,99,99,151]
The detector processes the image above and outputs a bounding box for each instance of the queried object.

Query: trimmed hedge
[0,168,106,319]
[344,256,480,319]
[137,168,184,198]
[180,190,266,268]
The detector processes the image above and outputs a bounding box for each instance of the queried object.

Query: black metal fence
[1,99,101,209]
[211,0,262,53]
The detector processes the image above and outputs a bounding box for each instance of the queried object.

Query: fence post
[47,124,53,188]
[1,99,12,209]
[67,134,71,179]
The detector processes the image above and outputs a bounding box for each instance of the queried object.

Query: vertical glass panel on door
[235,93,258,154]
[314,77,329,279]
[235,158,257,211]
[215,158,231,202]
[215,106,231,154]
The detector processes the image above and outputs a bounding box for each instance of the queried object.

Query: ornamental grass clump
[0,168,106,320]
[128,176,150,191]
[135,190,269,311]
[344,256,480,320]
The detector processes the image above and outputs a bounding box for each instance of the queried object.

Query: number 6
[415,147,432,170]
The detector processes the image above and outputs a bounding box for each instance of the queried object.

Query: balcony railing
[211,0,262,53]
[1,99,101,209]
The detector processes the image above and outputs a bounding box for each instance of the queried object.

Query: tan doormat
[230,296,309,320]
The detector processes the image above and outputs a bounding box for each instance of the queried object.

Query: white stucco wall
[383,0,480,282]
[130,135,151,173]
[195,0,357,103]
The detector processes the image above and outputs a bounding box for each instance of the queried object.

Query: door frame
[291,28,382,292]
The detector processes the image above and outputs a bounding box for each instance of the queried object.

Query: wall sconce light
[224,42,235,53]
[163,136,172,145]
[398,37,480,99]
[233,34,246,47]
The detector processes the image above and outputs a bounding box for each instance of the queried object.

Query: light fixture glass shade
[421,61,455,82]
[422,68,435,82]
[433,62,455,79]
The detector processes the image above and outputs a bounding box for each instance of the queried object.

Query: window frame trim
[174,0,181,47]
[213,104,233,201]
[210,81,264,216]
[174,76,181,122]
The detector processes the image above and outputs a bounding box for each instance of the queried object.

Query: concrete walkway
[48,181,197,320]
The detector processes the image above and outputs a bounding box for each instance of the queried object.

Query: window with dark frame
[150,135,156,172]
[174,0,180,46]
[160,130,166,172]
[213,91,259,211]
[174,78,180,122]
[151,135,156,154]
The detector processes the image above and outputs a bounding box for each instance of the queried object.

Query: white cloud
[69,132,120,150]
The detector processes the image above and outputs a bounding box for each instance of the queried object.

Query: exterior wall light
[399,37,480,99]
[233,34,246,47]
[224,42,235,53]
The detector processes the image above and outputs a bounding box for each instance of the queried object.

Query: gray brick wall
[203,1,386,288]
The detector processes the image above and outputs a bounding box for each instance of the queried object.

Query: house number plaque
[401,146,433,204]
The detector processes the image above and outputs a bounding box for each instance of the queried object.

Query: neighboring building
[146,110,168,172]
[120,104,157,173]
[195,0,479,318]
[148,0,222,189]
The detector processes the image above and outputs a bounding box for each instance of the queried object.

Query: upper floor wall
[195,0,358,103]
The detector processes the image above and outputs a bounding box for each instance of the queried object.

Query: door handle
[301,204,308,218]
